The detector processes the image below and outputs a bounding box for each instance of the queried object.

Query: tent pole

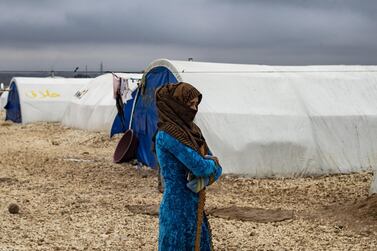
[128,87,140,130]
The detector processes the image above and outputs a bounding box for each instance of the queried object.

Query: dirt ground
[1,111,377,251]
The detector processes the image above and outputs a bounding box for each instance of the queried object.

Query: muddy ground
[1,112,376,250]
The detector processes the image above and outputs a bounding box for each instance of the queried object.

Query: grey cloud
[0,0,376,70]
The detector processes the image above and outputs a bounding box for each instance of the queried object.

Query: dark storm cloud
[0,0,376,69]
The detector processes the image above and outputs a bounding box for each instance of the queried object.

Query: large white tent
[5,77,90,124]
[135,59,377,179]
[62,73,141,134]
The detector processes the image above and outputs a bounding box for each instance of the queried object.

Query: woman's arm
[156,131,218,177]
[186,168,222,193]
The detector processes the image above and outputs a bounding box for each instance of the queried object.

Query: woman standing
[154,82,222,251]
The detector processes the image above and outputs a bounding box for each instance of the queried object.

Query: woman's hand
[204,155,220,166]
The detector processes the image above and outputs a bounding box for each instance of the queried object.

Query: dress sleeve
[204,146,222,181]
[212,164,222,181]
[157,131,218,177]
[186,165,222,193]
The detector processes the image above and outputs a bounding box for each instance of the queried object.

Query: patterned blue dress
[155,131,222,251]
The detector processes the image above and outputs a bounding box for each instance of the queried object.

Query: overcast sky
[0,0,376,71]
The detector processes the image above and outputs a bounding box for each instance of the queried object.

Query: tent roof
[10,77,90,86]
[145,58,377,77]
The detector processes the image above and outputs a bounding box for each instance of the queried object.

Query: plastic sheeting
[0,91,8,111]
[5,83,21,123]
[5,77,90,124]
[62,73,141,135]
[141,59,377,177]
[110,88,139,137]
[132,67,177,167]
[0,91,9,120]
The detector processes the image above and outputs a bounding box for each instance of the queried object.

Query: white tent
[139,59,377,178]
[62,73,141,134]
[5,77,90,124]
[0,91,8,111]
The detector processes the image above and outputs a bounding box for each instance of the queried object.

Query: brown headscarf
[155,82,208,156]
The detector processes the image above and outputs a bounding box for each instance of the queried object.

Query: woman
[154,82,222,251]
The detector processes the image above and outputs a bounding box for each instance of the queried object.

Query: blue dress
[155,131,222,251]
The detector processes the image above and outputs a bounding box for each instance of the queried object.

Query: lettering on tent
[25,89,61,99]
[74,89,88,99]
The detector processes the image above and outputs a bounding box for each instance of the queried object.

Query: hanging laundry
[113,73,121,99]
[112,73,127,130]
[123,78,137,103]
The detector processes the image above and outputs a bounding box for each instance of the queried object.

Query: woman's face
[187,97,199,111]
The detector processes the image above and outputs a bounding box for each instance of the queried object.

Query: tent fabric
[5,77,90,124]
[5,83,21,123]
[110,87,139,137]
[0,91,9,112]
[139,59,377,178]
[62,73,141,135]
[0,91,8,120]
[132,67,178,167]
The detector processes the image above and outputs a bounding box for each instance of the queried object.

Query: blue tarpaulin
[131,67,177,168]
[4,82,22,123]
[110,89,138,137]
